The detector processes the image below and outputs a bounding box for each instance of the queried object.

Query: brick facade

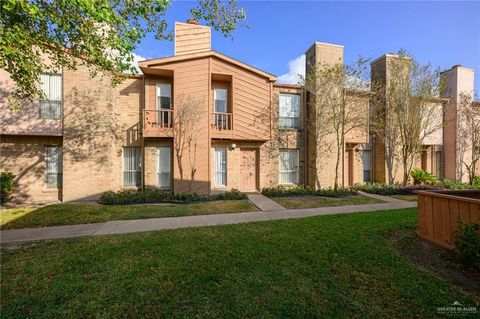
[0,22,477,204]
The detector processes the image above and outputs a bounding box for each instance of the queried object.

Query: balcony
[143,109,173,137]
[211,112,234,139]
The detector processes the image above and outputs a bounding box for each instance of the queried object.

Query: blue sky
[135,1,480,87]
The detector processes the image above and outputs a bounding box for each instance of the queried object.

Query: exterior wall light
[231,143,237,150]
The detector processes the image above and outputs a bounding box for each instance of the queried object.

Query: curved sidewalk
[0,197,416,245]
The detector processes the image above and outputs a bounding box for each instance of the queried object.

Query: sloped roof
[138,50,276,81]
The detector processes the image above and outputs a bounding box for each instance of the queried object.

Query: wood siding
[174,22,211,56]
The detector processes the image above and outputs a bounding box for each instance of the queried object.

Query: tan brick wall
[61,65,143,201]
[0,135,62,204]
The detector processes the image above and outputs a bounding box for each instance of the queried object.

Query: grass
[0,200,257,230]
[2,208,478,318]
[272,194,383,209]
[390,194,418,202]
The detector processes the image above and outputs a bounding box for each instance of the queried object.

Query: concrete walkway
[247,193,286,211]
[0,197,416,245]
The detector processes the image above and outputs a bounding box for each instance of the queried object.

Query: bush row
[99,188,246,205]
[261,186,357,198]
[260,179,480,198]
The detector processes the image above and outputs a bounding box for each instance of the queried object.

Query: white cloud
[124,52,147,74]
[277,54,305,84]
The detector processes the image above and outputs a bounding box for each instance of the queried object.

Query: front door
[239,149,257,191]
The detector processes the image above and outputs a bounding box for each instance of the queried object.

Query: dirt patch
[390,228,480,298]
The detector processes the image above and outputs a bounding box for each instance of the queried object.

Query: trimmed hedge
[350,183,442,195]
[1,171,15,204]
[261,186,357,198]
[99,188,246,205]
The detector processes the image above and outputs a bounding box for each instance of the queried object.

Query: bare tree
[457,92,480,184]
[173,95,205,194]
[302,58,370,190]
[370,50,445,185]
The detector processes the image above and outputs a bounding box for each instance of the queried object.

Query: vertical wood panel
[469,203,480,223]
[417,194,426,235]
[438,198,451,246]
[424,196,434,238]
[432,197,443,243]
[449,199,460,244]
[459,201,471,222]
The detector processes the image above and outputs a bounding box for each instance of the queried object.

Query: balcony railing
[143,109,173,137]
[211,112,233,130]
[144,109,173,129]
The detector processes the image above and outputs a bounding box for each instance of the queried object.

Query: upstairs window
[39,73,62,119]
[156,83,172,109]
[45,146,63,188]
[123,147,141,187]
[214,88,227,113]
[279,93,300,129]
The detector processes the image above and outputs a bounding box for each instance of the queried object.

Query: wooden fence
[416,190,480,250]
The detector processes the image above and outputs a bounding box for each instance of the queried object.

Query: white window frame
[279,149,299,185]
[39,73,62,119]
[279,93,300,129]
[45,145,63,188]
[214,88,228,113]
[157,146,171,189]
[214,148,227,187]
[123,147,142,187]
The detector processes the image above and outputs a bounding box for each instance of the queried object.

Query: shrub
[410,168,438,185]
[454,223,480,270]
[215,189,247,200]
[0,171,15,204]
[351,183,441,195]
[261,185,356,198]
[99,189,242,205]
[474,176,480,186]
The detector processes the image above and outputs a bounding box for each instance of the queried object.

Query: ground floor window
[157,146,171,189]
[435,151,442,178]
[123,147,141,187]
[363,150,371,183]
[279,149,299,184]
[214,148,227,187]
[45,146,63,188]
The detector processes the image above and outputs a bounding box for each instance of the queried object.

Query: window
[279,93,300,129]
[214,148,227,187]
[214,88,227,113]
[279,149,299,184]
[157,146,171,189]
[156,83,172,109]
[435,151,442,178]
[45,146,63,188]
[123,147,141,187]
[156,83,172,126]
[39,73,62,119]
[363,150,371,183]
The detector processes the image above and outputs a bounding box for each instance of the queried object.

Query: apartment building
[0,20,477,204]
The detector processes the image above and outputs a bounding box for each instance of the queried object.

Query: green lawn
[272,195,383,209]
[0,200,257,230]
[390,194,418,202]
[2,208,477,318]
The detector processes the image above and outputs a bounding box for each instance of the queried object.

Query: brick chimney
[174,20,211,56]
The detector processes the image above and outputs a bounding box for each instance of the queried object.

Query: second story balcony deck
[211,112,234,139]
[143,109,173,137]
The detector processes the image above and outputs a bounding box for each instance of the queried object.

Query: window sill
[279,127,302,132]
[42,188,62,193]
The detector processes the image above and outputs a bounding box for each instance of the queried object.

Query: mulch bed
[390,228,480,298]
